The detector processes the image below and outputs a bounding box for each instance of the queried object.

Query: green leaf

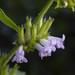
[0,9,20,32]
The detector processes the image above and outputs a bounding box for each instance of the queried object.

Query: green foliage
[0,52,7,71]
[55,0,75,11]
[0,9,20,32]
[0,64,20,75]
[9,68,26,75]
[9,64,19,75]
[17,25,25,44]
[37,17,54,39]
[25,16,32,43]
[0,52,20,75]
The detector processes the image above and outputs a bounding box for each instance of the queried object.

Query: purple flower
[48,34,65,49]
[12,45,28,63]
[34,34,65,59]
[40,39,56,52]
[34,43,51,59]
[34,39,56,59]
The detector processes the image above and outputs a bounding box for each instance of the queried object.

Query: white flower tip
[62,34,65,41]
[18,45,23,52]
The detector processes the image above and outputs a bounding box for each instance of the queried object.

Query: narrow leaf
[0,9,20,32]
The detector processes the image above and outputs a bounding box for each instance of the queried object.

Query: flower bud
[60,1,68,8]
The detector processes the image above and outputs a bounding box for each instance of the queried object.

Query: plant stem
[33,0,54,26]
[1,46,19,68]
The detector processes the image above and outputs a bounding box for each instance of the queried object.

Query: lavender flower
[34,39,56,59]
[34,34,65,59]
[48,34,65,49]
[34,43,51,59]
[40,39,56,52]
[12,45,28,63]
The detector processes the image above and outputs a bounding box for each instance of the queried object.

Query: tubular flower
[34,39,56,59]
[12,45,28,63]
[48,34,65,49]
[34,34,65,59]
[34,43,51,59]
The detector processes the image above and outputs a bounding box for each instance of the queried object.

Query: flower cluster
[12,34,65,63]
[34,34,65,59]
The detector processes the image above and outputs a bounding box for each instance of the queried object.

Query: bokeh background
[0,0,75,75]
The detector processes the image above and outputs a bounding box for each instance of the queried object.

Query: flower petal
[12,56,16,62]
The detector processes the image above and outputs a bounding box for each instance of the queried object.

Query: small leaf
[0,9,20,32]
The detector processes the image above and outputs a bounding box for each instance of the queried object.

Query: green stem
[1,46,19,68]
[33,0,54,26]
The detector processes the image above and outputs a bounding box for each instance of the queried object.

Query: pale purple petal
[18,45,23,52]
[47,36,56,45]
[34,43,52,59]
[20,51,24,57]
[12,56,16,62]
[12,45,28,63]
[22,57,28,63]
[50,46,56,52]
[34,43,44,52]
[40,39,50,46]
[62,34,65,41]
[48,34,65,49]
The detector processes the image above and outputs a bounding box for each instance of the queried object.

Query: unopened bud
[60,1,68,8]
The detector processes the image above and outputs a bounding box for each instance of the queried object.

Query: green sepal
[0,9,20,32]
[28,26,37,48]
[41,33,50,39]
[24,26,37,52]
[25,16,32,43]
[17,25,25,44]
[37,18,43,32]
[44,17,54,34]
[31,26,37,41]
[37,19,48,38]
[23,45,34,52]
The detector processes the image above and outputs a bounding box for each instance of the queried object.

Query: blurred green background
[0,0,75,75]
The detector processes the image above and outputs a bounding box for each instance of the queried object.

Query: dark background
[0,0,75,75]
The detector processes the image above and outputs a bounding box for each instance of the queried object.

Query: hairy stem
[1,46,19,68]
[33,0,54,26]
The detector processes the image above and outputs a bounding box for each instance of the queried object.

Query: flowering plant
[0,0,74,75]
